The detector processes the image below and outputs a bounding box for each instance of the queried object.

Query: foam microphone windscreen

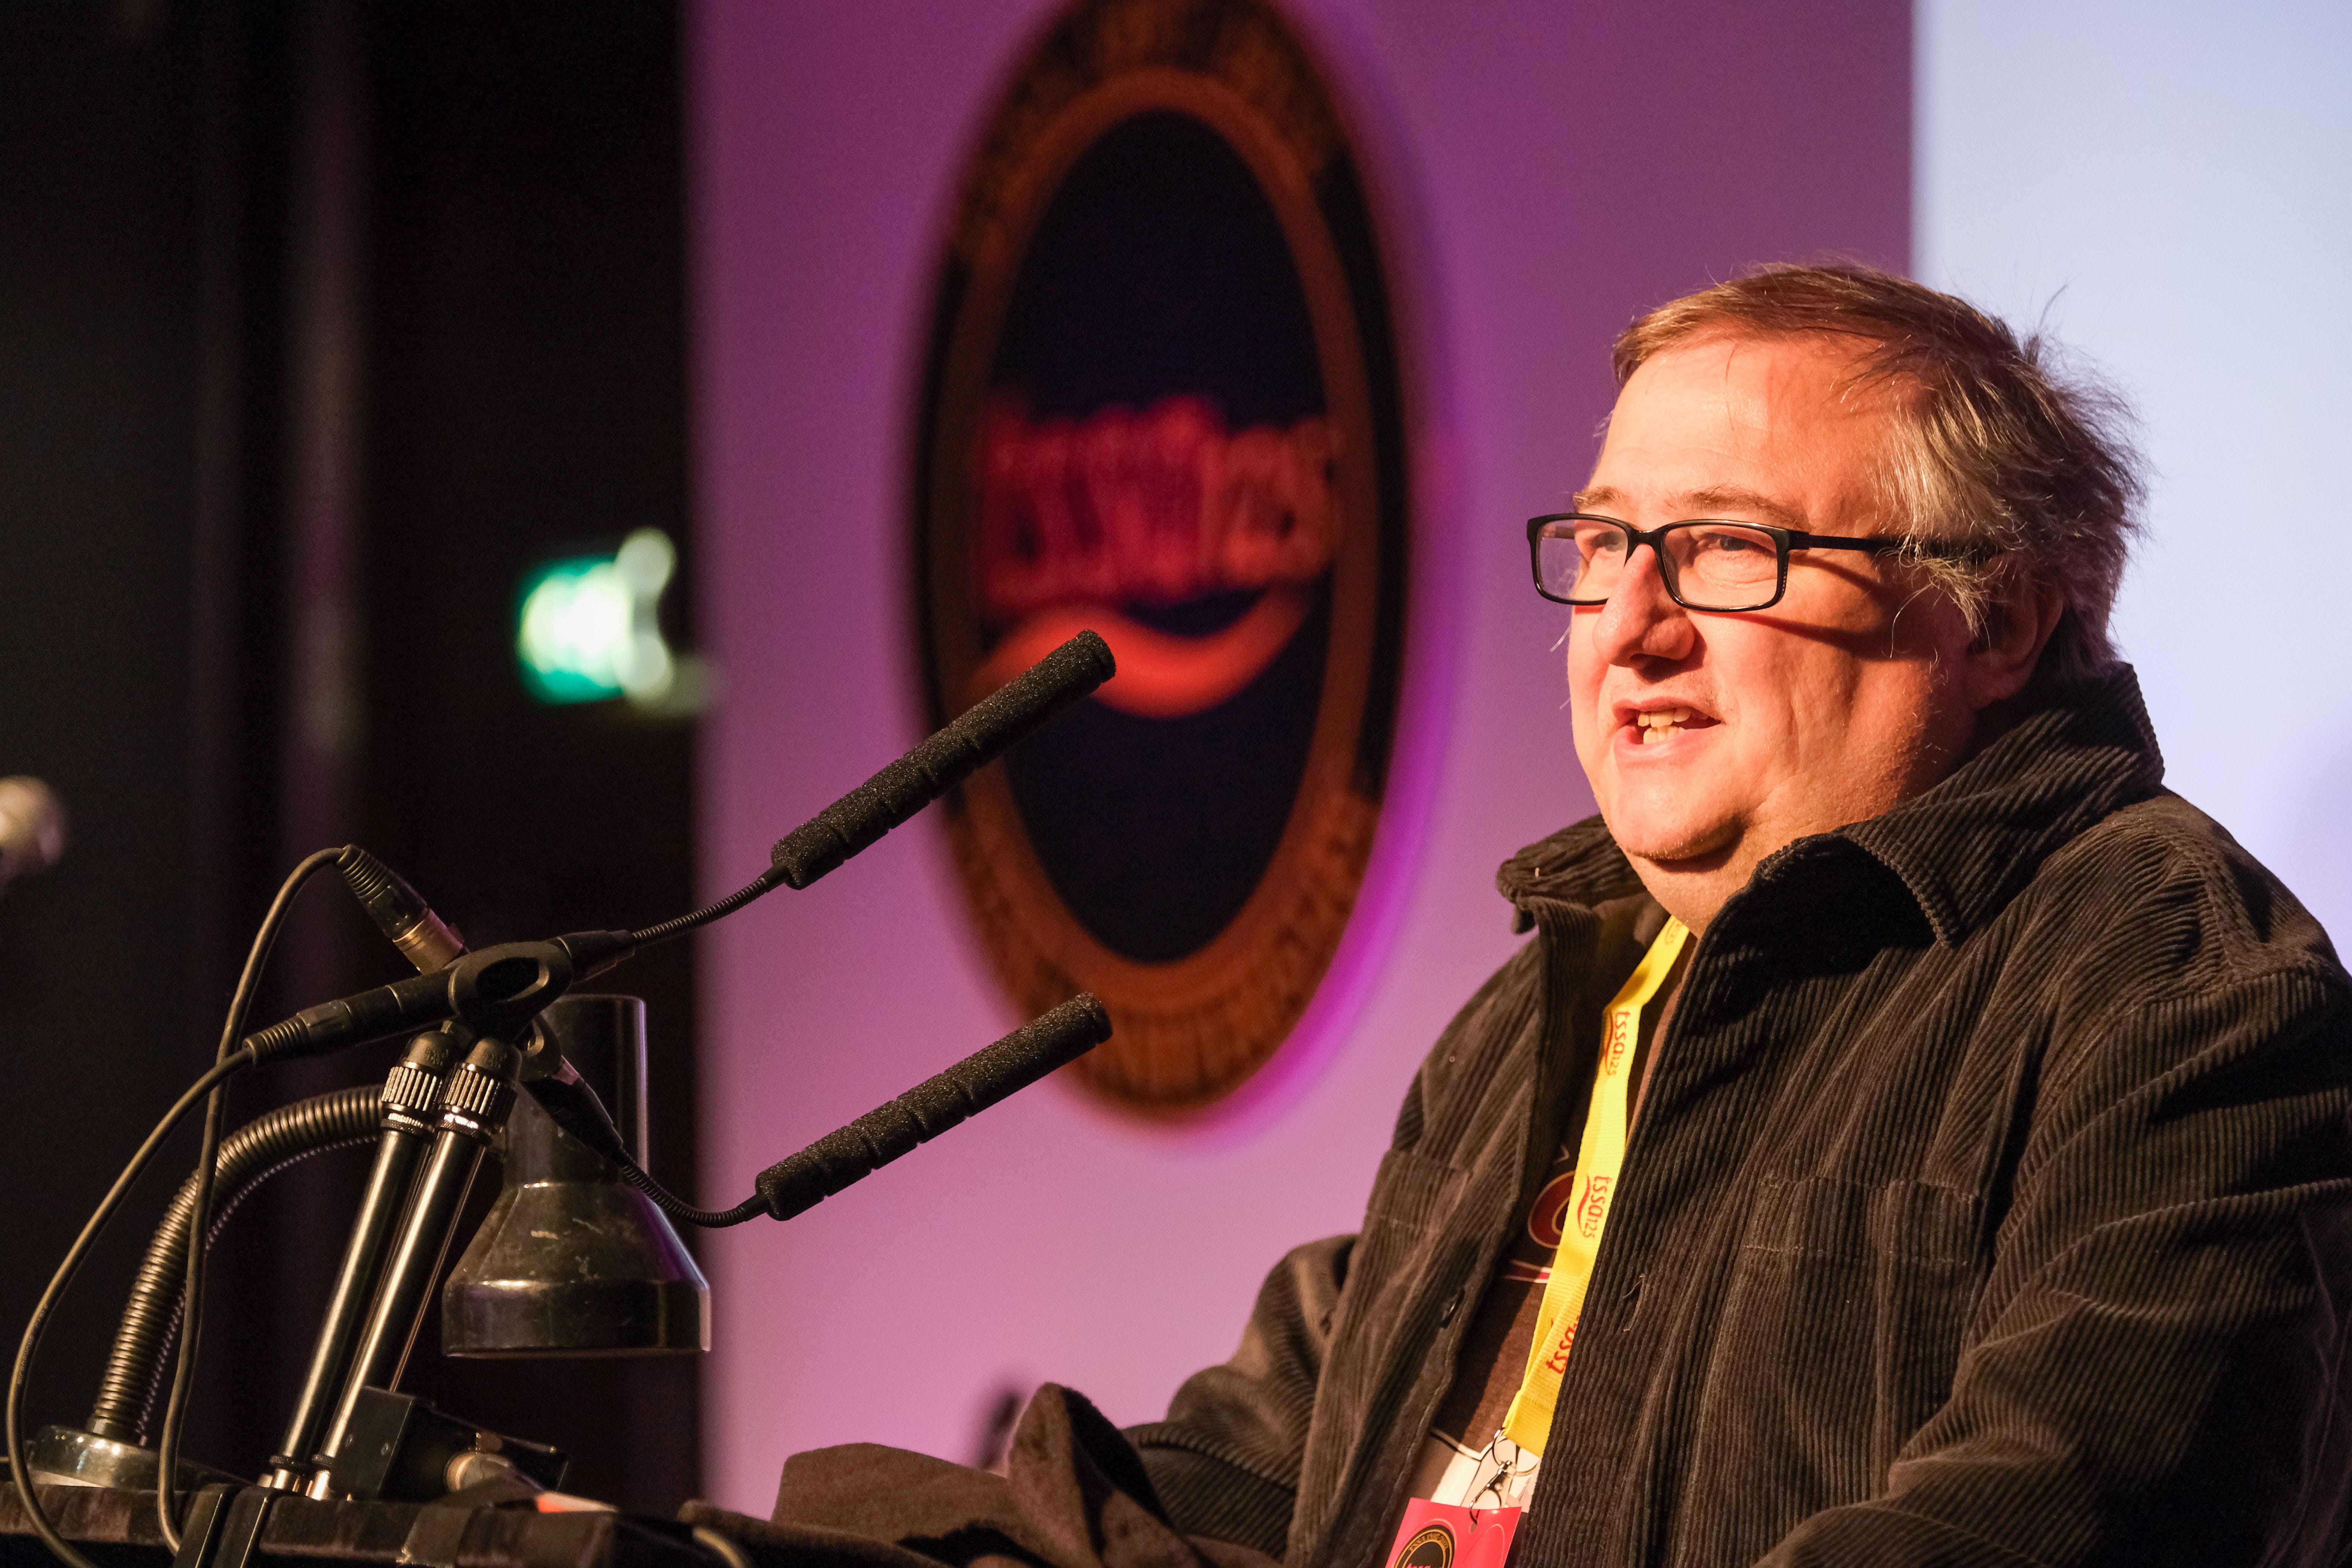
[755,992,1113,1222]
[768,628,1114,889]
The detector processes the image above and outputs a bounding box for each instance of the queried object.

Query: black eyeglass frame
[1525,512,1920,612]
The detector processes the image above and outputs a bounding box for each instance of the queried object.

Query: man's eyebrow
[1681,486,1804,528]
[1567,484,1805,528]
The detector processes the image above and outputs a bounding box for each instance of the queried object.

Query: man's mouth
[1631,707,1705,745]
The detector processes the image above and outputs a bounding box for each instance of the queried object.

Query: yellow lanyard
[1499,916,1689,1457]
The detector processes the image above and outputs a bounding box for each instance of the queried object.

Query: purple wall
[688,0,1908,1511]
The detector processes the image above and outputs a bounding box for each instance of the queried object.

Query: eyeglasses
[1526,512,1915,613]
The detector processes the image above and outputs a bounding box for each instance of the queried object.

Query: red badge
[1385,1499,1521,1568]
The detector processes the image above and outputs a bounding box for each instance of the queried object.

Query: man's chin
[1601,811,1740,871]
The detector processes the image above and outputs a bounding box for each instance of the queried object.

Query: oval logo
[916,0,1408,1115]
[1398,1524,1455,1568]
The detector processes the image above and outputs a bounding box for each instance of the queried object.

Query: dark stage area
[1,0,703,1514]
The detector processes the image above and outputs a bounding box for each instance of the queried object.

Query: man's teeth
[1634,708,1694,745]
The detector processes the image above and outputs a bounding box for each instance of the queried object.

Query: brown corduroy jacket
[1126,665,2352,1567]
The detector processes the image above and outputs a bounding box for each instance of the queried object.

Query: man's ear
[1964,565,2065,710]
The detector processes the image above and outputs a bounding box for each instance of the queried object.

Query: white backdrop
[1917,0,2352,942]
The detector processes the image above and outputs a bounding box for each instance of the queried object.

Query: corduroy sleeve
[1125,1234,1354,1561]
[1758,967,2352,1568]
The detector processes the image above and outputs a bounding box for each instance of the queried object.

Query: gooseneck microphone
[526,992,1114,1227]
[11,636,1122,1549]
[242,630,1119,1063]
[767,628,1114,889]
[629,629,1118,948]
[754,992,1112,1221]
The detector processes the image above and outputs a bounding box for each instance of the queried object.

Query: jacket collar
[1832,662,2164,944]
[1496,663,2166,946]
[1496,817,1642,922]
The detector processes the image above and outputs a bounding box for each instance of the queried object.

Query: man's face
[1567,332,1980,917]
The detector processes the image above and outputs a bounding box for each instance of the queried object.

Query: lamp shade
[441,994,709,1355]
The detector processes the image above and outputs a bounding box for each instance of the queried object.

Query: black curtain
[0,0,700,1514]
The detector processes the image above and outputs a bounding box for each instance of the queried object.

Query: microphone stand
[255,1028,458,1495]
[152,994,1111,1568]
[304,1023,528,1498]
[256,848,470,1497]
[113,629,1124,1568]
[172,960,572,1568]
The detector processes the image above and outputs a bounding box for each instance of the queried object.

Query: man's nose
[1589,544,1695,665]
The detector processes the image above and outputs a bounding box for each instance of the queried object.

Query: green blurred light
[516,529,677,706]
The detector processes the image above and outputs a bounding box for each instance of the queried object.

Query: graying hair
[1612,263,2144,682]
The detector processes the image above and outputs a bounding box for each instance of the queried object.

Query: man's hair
[1612,262,2144,683]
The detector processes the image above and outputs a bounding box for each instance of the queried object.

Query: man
[734,265,2352,1567]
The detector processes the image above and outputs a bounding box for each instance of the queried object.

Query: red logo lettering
[966,395,1341,719]
[1575,1174,1612,1239]
[1602,1012,1633,1076]
[975,394,1337,622]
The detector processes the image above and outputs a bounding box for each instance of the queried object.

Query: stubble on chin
[1603,801,1753,934]
[1596,781,1743,871]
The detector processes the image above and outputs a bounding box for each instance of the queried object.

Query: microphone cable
[2,845,343,1568]
[14,631,1122,1566]
[8,1058,251,1568]
[152,846,343,1550]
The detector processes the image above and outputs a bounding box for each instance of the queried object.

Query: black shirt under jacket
[1129,664,2352,1567]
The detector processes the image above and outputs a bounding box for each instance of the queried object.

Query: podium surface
[0,1482,728,1568]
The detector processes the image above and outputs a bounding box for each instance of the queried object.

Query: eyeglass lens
[1537,521,1782,609]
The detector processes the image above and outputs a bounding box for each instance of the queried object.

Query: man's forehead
[1577,335,1900,527]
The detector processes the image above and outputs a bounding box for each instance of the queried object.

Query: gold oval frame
[916,0,1405,1115]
